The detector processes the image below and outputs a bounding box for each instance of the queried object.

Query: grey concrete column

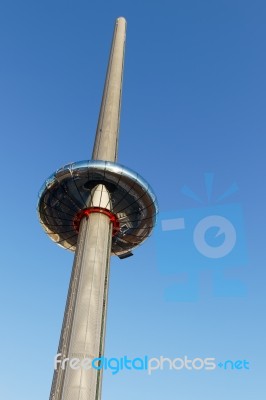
[92,17,126,162]
[61,186,112,400]
[50,186,113,400]
[49,17,126,400]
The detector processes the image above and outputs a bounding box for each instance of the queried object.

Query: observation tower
[38,17,158,400]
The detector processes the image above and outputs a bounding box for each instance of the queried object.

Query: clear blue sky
[0,0,265,399]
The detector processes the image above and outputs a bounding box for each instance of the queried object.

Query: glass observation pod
[37,160,158,258]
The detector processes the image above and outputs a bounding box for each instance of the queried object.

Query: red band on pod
[73,207,120,236]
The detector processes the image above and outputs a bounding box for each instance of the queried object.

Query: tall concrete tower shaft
[93,17,126,162]
[39,16,157,400]
[50,17,126,400]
